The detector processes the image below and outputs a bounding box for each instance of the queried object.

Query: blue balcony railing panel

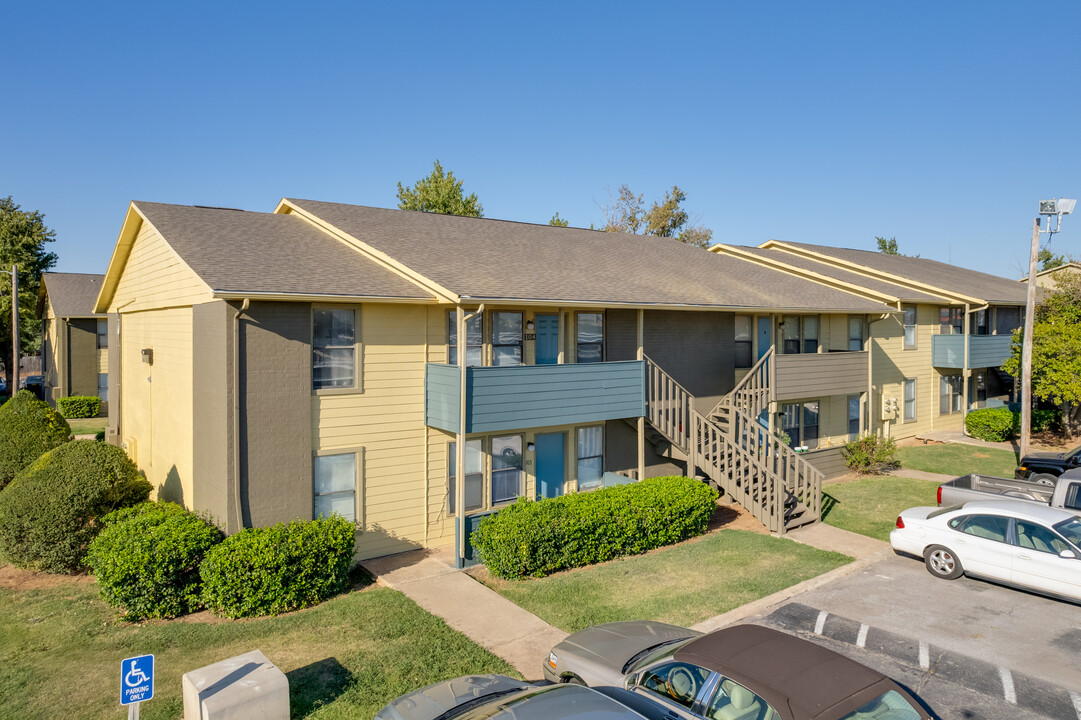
[932,335,1013,369]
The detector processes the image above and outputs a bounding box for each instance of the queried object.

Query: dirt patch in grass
[707,499,770,535]
[0,564,96,591]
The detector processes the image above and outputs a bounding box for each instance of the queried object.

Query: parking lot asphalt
[746,551,1081,719]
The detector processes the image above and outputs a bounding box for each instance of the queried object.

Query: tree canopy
[875,236,899,254]
[396,160,483,217]
[548,212,569,227]
[1037,247,1073,272]
[1003,269,1081,435]
[598,184,713,248]
[0,197,58,387]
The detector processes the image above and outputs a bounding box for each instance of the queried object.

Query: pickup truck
[938,467,1081,516]
[1015,444,1081,479]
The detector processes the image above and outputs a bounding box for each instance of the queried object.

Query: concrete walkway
[885,467,954,483]
[361,521,891,680]
[914,429,1019,452]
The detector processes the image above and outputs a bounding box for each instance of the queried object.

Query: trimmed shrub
[200,515,356,618]
[87,502,223,620]
[965,407,1017,442]
[0,390,71,490]
[841,435,900,475]
[0,440,151,573]
[1032,408,1061,433]
[57,395,101,419]
[471,476,718,580]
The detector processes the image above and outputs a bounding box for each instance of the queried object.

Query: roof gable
[39,273,106,319]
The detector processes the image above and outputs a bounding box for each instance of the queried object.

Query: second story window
[576,313,603,363]
[447,311,483,366]
[995,307,1020,335]
[848,316,864,351]
[902,305,917,348]
[781,316,818,354]
[734,315,753,368]
[313,308,356,390]
[492,312,523,366]
[970,308,989,335]
[96,319,108,349]
[939,307,963,335]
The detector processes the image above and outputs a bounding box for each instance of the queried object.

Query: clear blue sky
[4,1,1079,280]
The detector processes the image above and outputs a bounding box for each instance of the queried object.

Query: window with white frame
[448,439,484,514]
[98,373,108,402]
[447,311,483,366]
[848,316,864,351]
[781,316,818,354]
[96,319,108,349]
[902,305,917,348]
[735,315,753,368]
[904,379,916,421]
[939,375,962,415]
[782,401,819,449]
[491,435,523,504]
[313,452,358,522]
[313,308,356,389]
[576,313,603,363]
[577,426,604,490]
[492,312,523,366]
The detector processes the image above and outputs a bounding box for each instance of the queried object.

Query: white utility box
[182,649,289,720]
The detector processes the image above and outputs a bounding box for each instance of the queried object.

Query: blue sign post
[121,654,154,718]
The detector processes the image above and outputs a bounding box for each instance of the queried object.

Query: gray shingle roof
[769,241,1028,304]
[134,202,430,300]
[729,246,945,302]
[40,273,106,318]
[285,199,891,312]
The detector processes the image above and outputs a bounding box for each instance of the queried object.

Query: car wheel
[1031,473,1057,486]
[924,545,963,580]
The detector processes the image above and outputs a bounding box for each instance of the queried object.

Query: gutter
[232,298,250,532]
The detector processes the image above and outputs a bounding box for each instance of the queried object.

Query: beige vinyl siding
[870,305,937,439]
[313,304,429,561]
[42,308,61,399]
[109,220,212,313]
[119,307,194,504]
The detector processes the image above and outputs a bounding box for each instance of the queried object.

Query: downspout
[232,298,250,533]
[455,303,484,568]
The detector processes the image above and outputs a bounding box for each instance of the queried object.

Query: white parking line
[814,611,828,635]
[918,641,929,670]
[1070,690,1081,719]
[856,624,869,648]
[998,667,1016,704]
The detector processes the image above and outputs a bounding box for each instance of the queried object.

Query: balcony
[773,351,869,402]
[931,335,1013,369]
[425,360,646,434]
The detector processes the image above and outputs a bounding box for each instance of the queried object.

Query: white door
[1011,520,1081,601]
[952,514,1012,581]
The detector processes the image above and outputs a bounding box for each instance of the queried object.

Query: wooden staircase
[643,351,822,534]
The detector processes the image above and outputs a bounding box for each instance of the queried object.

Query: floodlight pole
[1020,219,1040,459]
[9,266,17,396]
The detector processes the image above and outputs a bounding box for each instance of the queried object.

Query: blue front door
[757,316,771,360]
[535,314,559,365]
[535,432,565,499]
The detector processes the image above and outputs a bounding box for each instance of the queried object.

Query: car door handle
[1017,553,1032,560]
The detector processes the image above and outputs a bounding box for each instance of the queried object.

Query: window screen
[313,309,356,389]
[577,313,603,363]
[577,426,603,490]
[314,453,356,522]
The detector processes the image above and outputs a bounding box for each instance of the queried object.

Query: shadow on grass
[821,492,839,522]
[287,657,354,716]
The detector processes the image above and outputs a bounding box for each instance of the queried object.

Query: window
[313,453,357,522]
[490,435,523,504]
[781,316,818,354]
[848,316,864,351]
[98,373,108,402]
[96,319,108,349]
[939,375,962,415]
[939,307,963,335]
[902,305,917,348]
[576,313,603,363]
[959,514,1009,543]
[970,308,989,335]
[782,400,819,449]
[313,308,356,389]
[1015,520,1070,555]
[448,439,484,514]
[903,379,916,421]
[492,312,523,366]
[447,311,483,366]
[848,394,861,441]
[734,315,753,368]
[837,690,921,720]
[638,662,710,710]
[577,426,603,490]
[706,678,778,720]
[995,307,1021,335]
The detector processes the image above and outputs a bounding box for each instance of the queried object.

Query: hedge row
[57,395,101,419]
[965,407,1060,442]
[471,476,718,579]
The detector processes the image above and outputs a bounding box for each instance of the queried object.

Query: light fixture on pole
[1020,198,1076,458]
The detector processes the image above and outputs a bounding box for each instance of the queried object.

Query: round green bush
[471,476,718,580]
[200,515,356,618]
[87,502,223,620]
[0,390,71,490]
[0,440,152,573]
[57,395,101,419]
[964,407,1017,442]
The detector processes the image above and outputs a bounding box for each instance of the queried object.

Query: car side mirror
[1059,550,1077,559]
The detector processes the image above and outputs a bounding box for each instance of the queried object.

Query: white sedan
[890,499,1081,603]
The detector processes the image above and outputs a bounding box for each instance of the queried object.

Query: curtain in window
[577,313,603,363]
[492,313,523,366]
[491,435,523,503]
[314,454,356,522]
[313,309,355,389]
[577,426,603,489]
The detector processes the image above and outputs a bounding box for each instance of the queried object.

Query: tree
[0,197,58,392]
[875,236,899,254]
[1038,247,1069,272]
[396,160,483,217]
[598,184,713,248]
[548,213,569,227]
[1003,268,1081,435]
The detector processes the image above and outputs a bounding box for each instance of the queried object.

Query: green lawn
[0,573,516,720]
[66,417,108,435]
[475,530,851,633]
[822,476,940,541]
[895,443,1018,479]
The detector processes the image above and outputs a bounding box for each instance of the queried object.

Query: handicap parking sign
[121,654,154,705]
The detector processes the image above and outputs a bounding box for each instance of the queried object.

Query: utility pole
[9,265,17,396]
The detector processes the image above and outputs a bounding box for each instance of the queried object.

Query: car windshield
[1066,445,1081,460]
[1053,518,1081,549]
[927,504,963,519]
[836,690,921,720]
[623,637,694,675]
